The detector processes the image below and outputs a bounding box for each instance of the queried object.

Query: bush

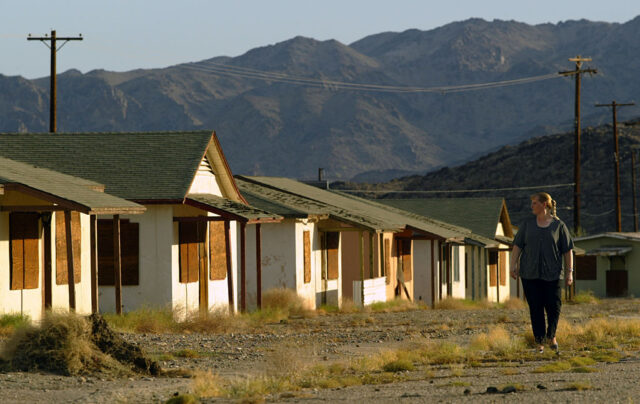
[262,288,307,317]
[0,314,30,337]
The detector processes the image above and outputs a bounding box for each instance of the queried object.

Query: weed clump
[0,314,30,337]
[571,290,599,305]
[0,312,159,376]
[262,288,309,317]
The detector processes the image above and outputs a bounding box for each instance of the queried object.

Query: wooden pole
[224,220,234,311]
[560,56,597,232]
[64,210,76,311]
[368,232,374,279]
[90,215,98,313]
[596,100,635,231]
[256,224,262,309]
[43,213,52,309]
[359,231,364,305]
[632,148,639,232]
[240,222,247,312]
[430,240,435,308]
[113,215,122,315]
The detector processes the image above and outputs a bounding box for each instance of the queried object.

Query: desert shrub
[368,299,423,312]
[470,326,526,355]
[0,312,120,375]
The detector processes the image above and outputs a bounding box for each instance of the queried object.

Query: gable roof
[0,131,244,202]
[236,176,399,231]
[378,197,512,240]
[238,176,487,243]
[0,157,145,215]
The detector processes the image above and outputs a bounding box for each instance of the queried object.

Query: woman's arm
[564,250,574,286]
[510,245,521,280]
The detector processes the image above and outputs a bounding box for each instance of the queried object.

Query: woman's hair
[531,192,558,218]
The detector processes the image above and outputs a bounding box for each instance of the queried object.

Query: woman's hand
[565,270,573,286]
[510,266,519,280]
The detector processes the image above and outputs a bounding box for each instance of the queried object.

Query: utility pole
[559,56,597,233]
[631,145,640,232]
[28,30,83,133]
[595,101,635,231]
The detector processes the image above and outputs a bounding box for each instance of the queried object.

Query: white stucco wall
[294,221,318,309]
[99,205,174,313]
[188,157,223,196]
[451,245,466,299]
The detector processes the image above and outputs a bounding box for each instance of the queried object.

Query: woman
[510,192,574,354]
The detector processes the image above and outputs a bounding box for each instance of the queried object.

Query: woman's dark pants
[521,278,562,345]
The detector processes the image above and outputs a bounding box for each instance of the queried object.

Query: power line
[178,61,563,94]
[336,182,575,194]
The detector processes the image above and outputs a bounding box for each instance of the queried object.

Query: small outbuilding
[574,232,640,298]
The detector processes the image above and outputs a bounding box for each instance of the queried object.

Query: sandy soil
[1,299,639,403]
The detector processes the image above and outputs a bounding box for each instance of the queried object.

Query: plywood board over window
[97,219,140,286]
[489,251,498,287]
[210,221,227,280]
[401,239,412,282]
[10,212,39,290]
[303,231,311,283]
[326,232,339,280]
[55,211,82,285]
[499,251,507,286]
[179,221,205,283]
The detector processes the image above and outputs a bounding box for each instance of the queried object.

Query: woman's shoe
[538,345,544,354]
[550,343,559,355]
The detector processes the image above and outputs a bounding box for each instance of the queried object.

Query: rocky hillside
[2,17,640,180]
[333,119,640,235]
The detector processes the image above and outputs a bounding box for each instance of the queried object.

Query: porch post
[496,251,500,303]
[430,240,435,308]
[113,215,122,315]
[90,215,98,313]
[256,224,262,309]
[224,220,234,311]
[240,221,246,312]
[368,232,374,279]
[64,210,76,311]
[43,213,52,310]
[359,230,364,305]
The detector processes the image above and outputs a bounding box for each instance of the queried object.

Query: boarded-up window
[98,219,140,286]
[55,211,81,285]
[179,221,205,283]
[384,239,391,284]
[10,212,39,290]
[499,251,507,286]
[209,221,227,280]
[576,255,597,280]
[400,239,412,282]
[326,232,339,280]
[489,251,498,287]
[303,231,311,283]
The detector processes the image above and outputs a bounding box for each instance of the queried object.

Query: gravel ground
[1,299,639,403]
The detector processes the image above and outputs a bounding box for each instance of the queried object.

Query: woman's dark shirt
[513,217,574,281]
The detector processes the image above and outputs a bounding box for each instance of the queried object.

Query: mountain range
[333,118,640,235]
[2,17,640,180]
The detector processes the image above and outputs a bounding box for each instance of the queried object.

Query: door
[606,270,628,297]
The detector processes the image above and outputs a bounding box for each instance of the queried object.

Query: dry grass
[0,314,30,338]
[571,290,600,305]
[434,298,493,310]
[469,326,526,356]
[565,381,593,391]
[368,299,426,313]
[501,298,526,310]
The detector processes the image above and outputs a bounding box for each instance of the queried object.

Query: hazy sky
[2,0,639,79]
